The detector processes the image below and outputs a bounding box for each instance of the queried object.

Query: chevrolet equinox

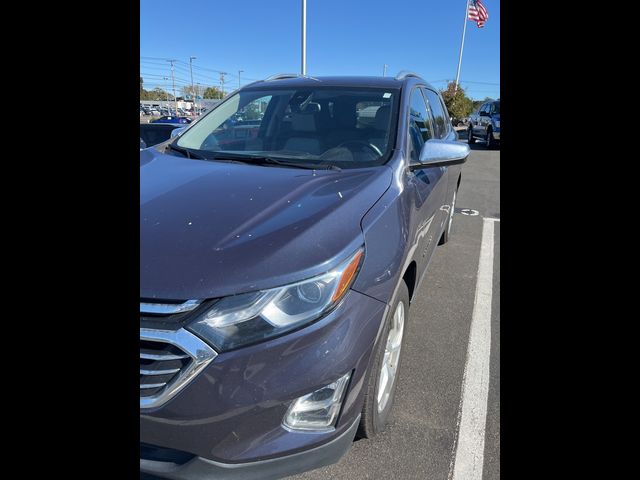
[140,72,469,479]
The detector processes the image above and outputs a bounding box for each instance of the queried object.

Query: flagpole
[454,0,470,92]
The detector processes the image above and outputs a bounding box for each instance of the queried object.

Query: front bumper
[140,415,360,480]
[141,289,387,467]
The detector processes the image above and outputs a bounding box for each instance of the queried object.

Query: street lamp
[238,70,244,89]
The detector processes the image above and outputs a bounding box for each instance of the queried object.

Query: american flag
[468,0,489,28]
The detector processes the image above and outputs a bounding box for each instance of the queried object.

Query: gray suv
[468,99,500,148]
[140,72,469,479]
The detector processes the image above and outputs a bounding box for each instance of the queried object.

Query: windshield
[176,86,399,168]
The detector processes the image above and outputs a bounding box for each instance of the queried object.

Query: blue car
[151,115,192,125]
[140,72,469,479]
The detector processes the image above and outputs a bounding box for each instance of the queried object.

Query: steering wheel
[335,140,383,158]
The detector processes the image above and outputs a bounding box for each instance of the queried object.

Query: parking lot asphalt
[289,137,500,480]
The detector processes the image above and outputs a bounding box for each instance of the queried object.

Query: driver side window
[408,88,432,162]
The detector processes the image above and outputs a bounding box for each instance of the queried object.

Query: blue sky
[140,0,499,100]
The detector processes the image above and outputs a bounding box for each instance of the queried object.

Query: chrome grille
[140,301,217,409]
[139,340,191,398]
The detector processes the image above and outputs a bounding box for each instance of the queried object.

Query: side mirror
[170,126,187,138]
[140,138,147,150]
[413,139,470,169]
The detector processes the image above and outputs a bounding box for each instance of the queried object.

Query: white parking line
[450,217,496,480]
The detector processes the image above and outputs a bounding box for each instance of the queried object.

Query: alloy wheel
[377,301,406,413]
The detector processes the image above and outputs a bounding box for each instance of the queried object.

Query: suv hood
[140,149,392,300]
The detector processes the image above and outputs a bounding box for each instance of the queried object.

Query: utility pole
[301,0,307,75]
[383,64,388,77]
[238,70,244,89]
[167,59,177,113]
[189,56,196,115]
[219,72,227,99]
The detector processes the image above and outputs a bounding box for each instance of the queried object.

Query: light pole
[238,70,244,89]
[189,56,196,115]
[301,0,307,75]
[383,64,388,77]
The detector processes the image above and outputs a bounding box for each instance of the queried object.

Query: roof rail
[263,73,320,82]
[264,73,300,81]
[395,71,423,81]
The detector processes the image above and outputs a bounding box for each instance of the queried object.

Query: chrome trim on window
[140,328,217,409]
[140,300,200,315]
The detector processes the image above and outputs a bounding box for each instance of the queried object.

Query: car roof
[244,75,428,90]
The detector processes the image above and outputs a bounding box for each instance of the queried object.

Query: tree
[181,85,197,99]
[203,86,224,99]
[439,81,474,120]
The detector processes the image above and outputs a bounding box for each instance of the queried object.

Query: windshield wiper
[208,153,340,171]
[165,143,205,160]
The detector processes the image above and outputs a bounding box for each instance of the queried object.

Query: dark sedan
[151,115,192,125]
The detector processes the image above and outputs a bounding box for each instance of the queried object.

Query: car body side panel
[352,79,452,306]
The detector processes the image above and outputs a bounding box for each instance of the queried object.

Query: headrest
[333,101,356,128]
[374,105,391,130]
[291,112,317,132]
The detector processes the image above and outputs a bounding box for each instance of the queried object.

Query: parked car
[140,123,186,149]
[140,72,469,479]
[468,99,500,148]
[151,115,192,125]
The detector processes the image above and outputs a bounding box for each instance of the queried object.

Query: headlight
[188,248,364,351]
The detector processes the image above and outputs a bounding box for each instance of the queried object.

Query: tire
[438,186,457,245]
[486,128,496,149]
[468,126,476,144]
[357,281,410,439]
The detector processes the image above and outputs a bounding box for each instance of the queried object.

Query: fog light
[283,372,351,432]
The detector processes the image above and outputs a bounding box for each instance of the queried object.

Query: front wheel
[468,126,476,144]
[357,281,409,438]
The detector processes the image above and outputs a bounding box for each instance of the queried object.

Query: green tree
[440,81,474,120]
[203,86,224,99]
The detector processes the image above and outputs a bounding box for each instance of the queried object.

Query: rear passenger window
[422,88,448,139]
[408,88,432,161]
